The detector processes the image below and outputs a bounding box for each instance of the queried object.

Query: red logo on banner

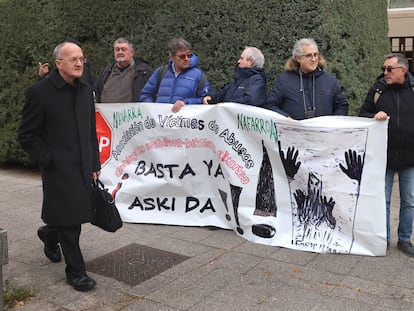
[96,111,112,166]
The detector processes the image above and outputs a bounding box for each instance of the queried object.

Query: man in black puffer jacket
[360,53,414,256]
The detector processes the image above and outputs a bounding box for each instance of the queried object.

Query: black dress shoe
[37,226,62,263]
[66,274,96,292]
[397,240,414,257]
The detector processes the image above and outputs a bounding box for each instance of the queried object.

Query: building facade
[388,0,414,71]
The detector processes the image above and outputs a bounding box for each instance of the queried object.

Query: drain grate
[86,243,189,285]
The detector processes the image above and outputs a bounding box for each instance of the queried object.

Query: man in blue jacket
[265,38,348,119]
[140,37,210,112]
[202,46,267,107]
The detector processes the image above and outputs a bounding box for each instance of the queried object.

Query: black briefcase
[91,179,123,232]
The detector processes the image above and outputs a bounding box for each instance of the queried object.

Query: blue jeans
[385,167,414,242]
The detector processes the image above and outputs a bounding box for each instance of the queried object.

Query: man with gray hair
[95,37,152,103]
[265,38,348,119]
[203,46,267,106]
[18,41,101,291]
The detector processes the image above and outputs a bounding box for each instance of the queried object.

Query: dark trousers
[45,224,86,278]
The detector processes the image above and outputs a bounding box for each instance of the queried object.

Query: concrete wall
[388,8,414,37]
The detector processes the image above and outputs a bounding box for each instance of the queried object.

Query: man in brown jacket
[95,37,152,103]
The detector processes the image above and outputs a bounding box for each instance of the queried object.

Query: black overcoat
[18,70,101,226]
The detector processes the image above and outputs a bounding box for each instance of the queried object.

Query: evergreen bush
[0,0,389,165]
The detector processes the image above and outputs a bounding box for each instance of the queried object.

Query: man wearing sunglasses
[360,53,414,256]
[140,37,210,112]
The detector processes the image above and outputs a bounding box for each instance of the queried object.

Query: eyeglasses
[58,57,86,64]
[176,53,193,60]
[302,53,318,59]
[382,66,403,73]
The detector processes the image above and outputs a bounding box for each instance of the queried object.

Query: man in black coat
[18,41,101,291]
[360,53,414,256]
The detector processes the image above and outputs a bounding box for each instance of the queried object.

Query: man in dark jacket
[95,37,152,103]
[360,53,414,256]
[18,41,101,291]
[202,46,267,107]
[265,38,348,119]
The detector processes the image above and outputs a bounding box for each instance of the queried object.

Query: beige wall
[388,8,414,37]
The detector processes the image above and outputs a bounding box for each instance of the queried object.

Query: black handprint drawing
[278,140,301,182]
[339,149,365,185]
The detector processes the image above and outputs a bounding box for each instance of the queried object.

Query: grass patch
[3,280,33,309]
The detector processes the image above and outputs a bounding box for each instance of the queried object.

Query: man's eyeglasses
[302,53,318,59]
[382,66,403,73]
[176,53,193,60]
[58,57,86,64]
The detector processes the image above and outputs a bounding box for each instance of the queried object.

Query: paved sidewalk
[1,166,413,311]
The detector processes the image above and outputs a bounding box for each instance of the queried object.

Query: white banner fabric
[96,102,388,256]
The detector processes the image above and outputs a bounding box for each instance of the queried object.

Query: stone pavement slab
[1,167,413,311]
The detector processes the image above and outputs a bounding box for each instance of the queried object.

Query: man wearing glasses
[140,37,210,112]
[18,41,101,291]
[36,38,95,87]
[360,53,414,256]
[264,38,348,120]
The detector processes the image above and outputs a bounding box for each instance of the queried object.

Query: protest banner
[96,102,388,256]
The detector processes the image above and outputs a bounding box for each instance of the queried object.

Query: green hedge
[0,0,389,165]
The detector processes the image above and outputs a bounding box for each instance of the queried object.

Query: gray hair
[385,53,409,69]
[243,46,265,69]
[167,38,192,56]
[113,37,134,50]
[53,42,65,60]
[292,38,319,58]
